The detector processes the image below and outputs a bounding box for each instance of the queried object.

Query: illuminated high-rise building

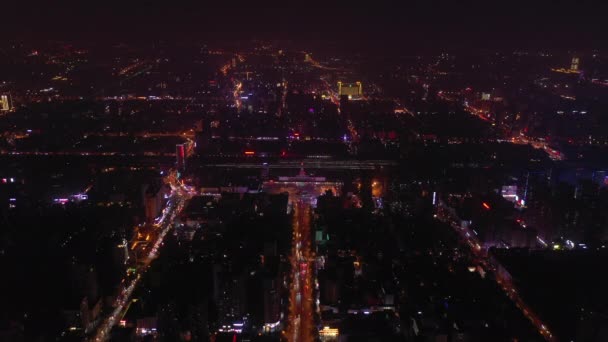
[570,57,580,71]
[337,81,362,98]
[176,144,186,171]
[0,94,11,111]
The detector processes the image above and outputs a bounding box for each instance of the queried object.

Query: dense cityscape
[2,2,608,342]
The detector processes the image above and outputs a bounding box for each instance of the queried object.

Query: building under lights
[570,56,580,71]
[338,81,362,98]
[319,326,339,341]
[551,57,582,74]
[0,94,12,111]
[262,168,342,206]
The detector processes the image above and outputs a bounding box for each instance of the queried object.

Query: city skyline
[2,4,608,342]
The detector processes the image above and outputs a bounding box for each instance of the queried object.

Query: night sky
[4,1,608,50]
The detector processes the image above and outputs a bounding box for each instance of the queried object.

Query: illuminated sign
[319,326,339,339]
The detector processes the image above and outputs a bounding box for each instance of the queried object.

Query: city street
[435,201,556,342]
[91,184,189,341]
[286,201,315,342]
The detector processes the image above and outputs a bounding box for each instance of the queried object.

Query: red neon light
[482,202,491,210]
[244,151,255,155]
[177,144,185,158]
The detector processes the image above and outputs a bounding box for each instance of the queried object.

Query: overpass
[198,159,397,170]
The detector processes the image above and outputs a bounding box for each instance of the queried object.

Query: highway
[285,201,316,342]
[91,183,190,341]
[305,55,340,71]
[439,90,566,162]
[510,135,565,161]
[1,151,177,157]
